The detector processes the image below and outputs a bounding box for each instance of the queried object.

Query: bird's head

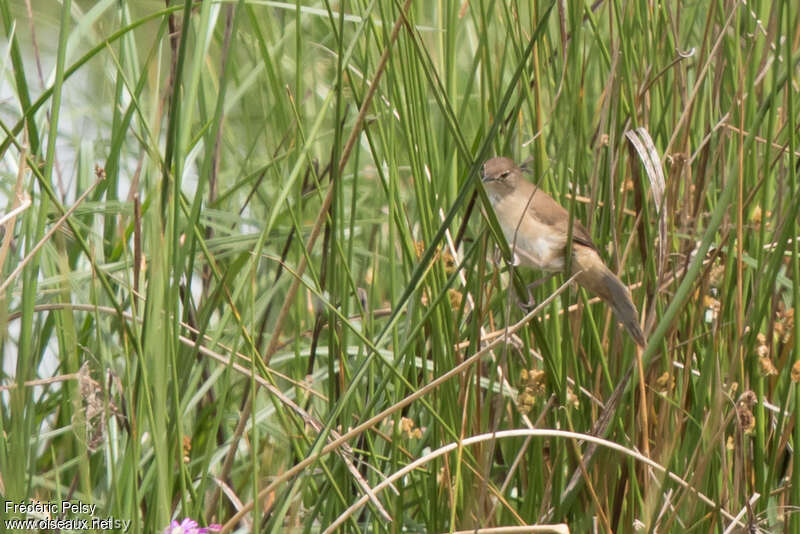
[481,157,521,192]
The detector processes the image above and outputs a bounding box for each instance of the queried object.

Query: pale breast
[499,209,566,272]
[508,228,565,271]
[486,185,571,271]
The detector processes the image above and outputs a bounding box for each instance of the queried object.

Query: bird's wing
[527,187,599,251]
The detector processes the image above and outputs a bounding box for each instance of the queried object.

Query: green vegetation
[0,1,798,532]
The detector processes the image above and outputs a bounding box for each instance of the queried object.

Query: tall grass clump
[0,1,798,532]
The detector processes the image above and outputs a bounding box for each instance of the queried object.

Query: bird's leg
[492,247,521,268]
[515,273,557,310]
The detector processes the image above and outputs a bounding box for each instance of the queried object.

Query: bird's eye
[500,171,510,179]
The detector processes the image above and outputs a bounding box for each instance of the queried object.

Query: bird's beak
[480,168,491,183]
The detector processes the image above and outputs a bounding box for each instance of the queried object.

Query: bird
[481,156,647,348]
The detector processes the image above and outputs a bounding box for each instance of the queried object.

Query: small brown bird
[481,156,646,347]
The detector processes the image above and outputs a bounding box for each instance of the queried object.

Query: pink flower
[164,518,222,534]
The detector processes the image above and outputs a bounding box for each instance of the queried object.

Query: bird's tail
[602,269,647,348]
[573,249,647,348]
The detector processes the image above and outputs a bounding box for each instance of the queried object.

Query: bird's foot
[515,273,557,311]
